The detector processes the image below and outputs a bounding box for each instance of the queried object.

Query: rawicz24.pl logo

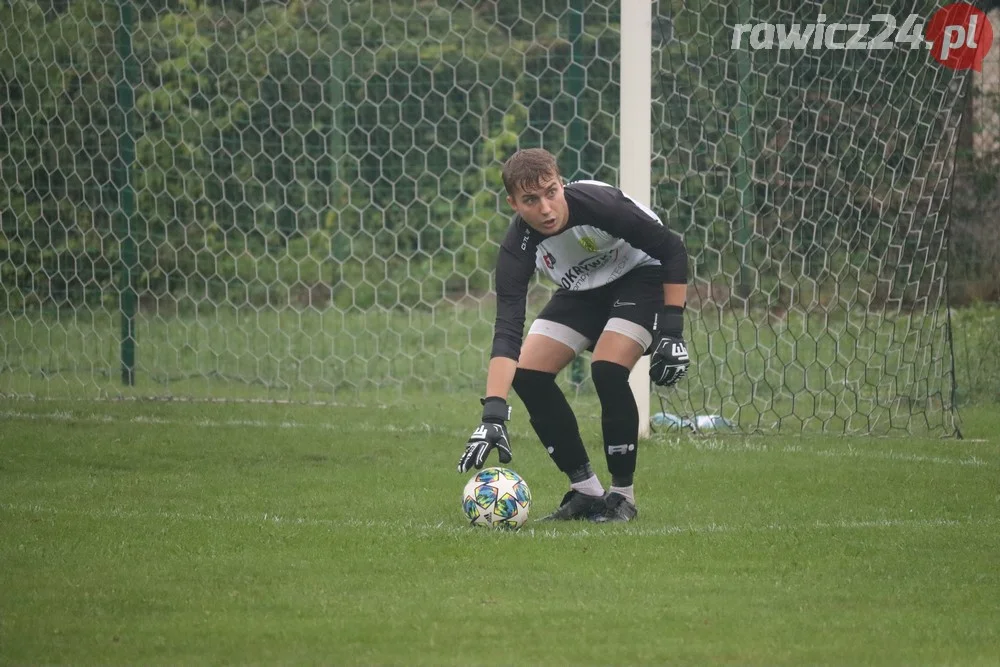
[732,1,994,71]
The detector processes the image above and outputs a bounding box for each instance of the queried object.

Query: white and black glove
[650,306,690,387]
[457,397,512,473]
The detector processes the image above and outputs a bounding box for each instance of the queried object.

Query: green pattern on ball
[475,469,500,483]
[514,481,531,505]
[463,496,480,520]
[474,484,497,508]
[495,492,518,519]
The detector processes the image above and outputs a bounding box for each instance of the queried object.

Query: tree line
[1,0,996,314]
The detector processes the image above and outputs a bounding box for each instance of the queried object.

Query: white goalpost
[621,0,654,437]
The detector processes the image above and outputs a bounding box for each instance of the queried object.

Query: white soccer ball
[461,467,532,529]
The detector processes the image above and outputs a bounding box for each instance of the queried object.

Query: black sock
[511,368,591,477]
[591,360,638,487]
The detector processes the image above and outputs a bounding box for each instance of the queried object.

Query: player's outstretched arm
[457,357,517,473]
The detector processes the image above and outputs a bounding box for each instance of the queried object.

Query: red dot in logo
[926,2,994,71]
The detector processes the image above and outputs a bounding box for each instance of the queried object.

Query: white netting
[2,0,988,434]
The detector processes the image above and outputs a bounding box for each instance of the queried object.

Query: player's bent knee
[591,329,645,369]
[518,331,579,374]
[512,366,554,388]
[511,367,558,412]
[591,359,631,396]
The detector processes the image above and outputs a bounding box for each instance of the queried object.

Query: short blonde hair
[501,148,561,197]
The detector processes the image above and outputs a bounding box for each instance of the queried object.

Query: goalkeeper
[458,148,690,522]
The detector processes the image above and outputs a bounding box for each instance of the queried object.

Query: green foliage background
[4,0,995,313]
[1,0,621,312]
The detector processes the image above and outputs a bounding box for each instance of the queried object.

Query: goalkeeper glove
[457,397,512,473]
[650,306,690,387]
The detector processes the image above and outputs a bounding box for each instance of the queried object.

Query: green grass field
[2,396,998,665]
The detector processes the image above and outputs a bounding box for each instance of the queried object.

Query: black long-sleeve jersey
[491,179,688,361]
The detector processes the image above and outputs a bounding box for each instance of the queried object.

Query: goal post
[621,0,654,438]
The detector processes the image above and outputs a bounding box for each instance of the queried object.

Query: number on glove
[650,335,690,387]
[457,421,512,473]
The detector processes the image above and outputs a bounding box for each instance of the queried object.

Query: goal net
[0,0,967,434]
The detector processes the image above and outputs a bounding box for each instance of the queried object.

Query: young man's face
[506,173,569,236]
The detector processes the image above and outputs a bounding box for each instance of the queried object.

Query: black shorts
[528,266,661,354]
